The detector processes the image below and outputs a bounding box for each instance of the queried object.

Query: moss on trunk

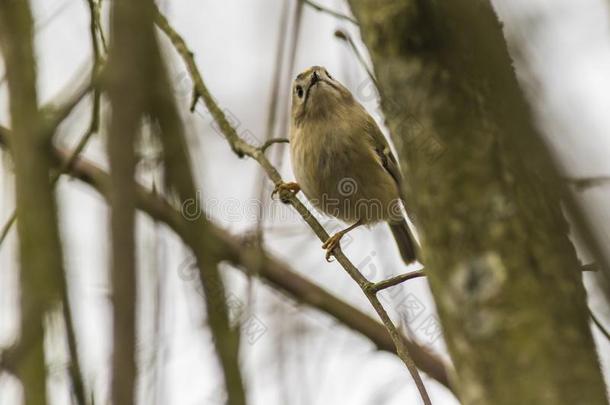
[348,1,607,404]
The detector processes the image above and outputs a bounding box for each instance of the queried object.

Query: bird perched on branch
[275,65,418,264]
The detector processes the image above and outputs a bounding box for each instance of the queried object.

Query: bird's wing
[364,113,406,200]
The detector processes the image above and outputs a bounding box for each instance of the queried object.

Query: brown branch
[300,0,358,25]
[370,270,426,293]
[271,0,303,170]
[334,29,377,89]
[105,0,155,402]
[589,309,610,342]
[565,176,610,192]
[0,125,455,391]
[260,138,290,153]
[148,24,247,403]
[0,214,15,249]
[153,8,432,403]
[252,0,292,249]
[0,65,96,251]
[60,3,105,404]
[0,81,96,405]
[0,77,93,250]
[0,2,67,404]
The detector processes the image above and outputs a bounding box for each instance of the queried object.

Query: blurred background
[1,0,609,404]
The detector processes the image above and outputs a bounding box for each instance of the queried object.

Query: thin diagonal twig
[590,308,610,342]
[0,124,454,392]
[271,0,304,169]
[153,8,432,404]
[301,0,358,25]
[334,29,377,89]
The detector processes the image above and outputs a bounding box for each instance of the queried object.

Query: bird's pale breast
[290,119,401,225]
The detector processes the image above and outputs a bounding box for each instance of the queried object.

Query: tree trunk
[347,1,608,404]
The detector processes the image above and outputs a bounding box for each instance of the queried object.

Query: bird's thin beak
[303,71,319,106]
[310,71,319,86]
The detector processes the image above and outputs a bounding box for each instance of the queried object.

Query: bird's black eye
[325,70,333,80]
[296,85,304,98]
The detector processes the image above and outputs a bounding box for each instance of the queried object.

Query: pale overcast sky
[1,1,609,404]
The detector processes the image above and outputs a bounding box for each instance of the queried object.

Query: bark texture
[347,1,607,404]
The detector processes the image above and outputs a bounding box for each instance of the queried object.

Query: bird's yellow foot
[271,182,300,203]
[322,232,344,262]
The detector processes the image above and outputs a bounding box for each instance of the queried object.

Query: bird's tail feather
[388,220,418,264]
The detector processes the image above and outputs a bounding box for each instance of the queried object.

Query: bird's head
[291,66,353,126]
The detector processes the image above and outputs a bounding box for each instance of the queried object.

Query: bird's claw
[271,182,300,203]
[322,233,343,262]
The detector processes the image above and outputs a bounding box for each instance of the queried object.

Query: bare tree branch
[300,0,358,25]
[370,270,426,293]
[260,138,290,153]
[148,19,248,404]
[334,29,377,87]
[0,81,94,250]
[589,309,610,342]
[0,77,96,405]
[565,176,610,192]
[60,3,106,403]
[105,0,155,401]
[153,9,432,403]
[0,126,455,393]
[0,64,94,251]
[0,2,67,404]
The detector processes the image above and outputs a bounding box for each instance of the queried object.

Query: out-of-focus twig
[565,176,610,192]
[85,0,106,135]
[0,74,96,380]
[0,213,15,249]
[0,82,95,251]
[589,309,610,342]
[262,0,290,149]
[247,0,291,332]
[148,21,247,403]
[0,125,454,392]
[153,9,432,403]
[271,0,304,169]
[59,3,107,405]
[105,0,155,402]
[300,0,358,25]
[88,0,108,53]
[0,34,99,262]
[334,29,377,89]
[0,2,67,404]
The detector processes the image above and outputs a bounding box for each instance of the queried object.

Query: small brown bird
[277,66,418,263]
